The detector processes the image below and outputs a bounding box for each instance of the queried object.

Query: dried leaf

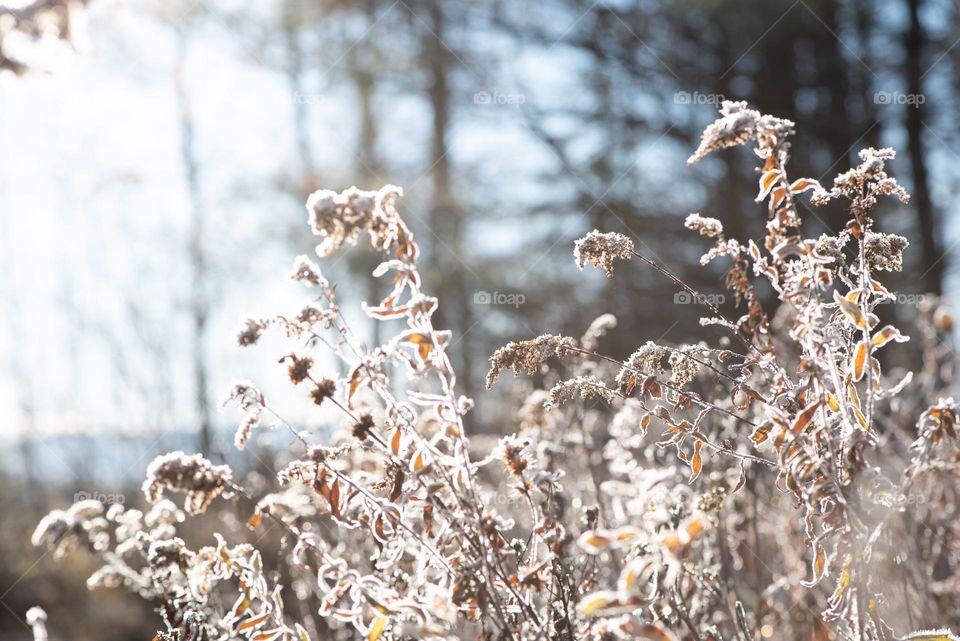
[852,340,869,381]
[689,440,703,483]
[833,289,877,330]
[294,624,311,641]
[791,401,820,433]
[390,426,402,455]
[789,178,819,194]
[577,590,619,616]
[827,393,840,412]
[871,325,909,348]
[369,616,387,641]
[903,630,960,641]
[756,169,782,202]
[237,612,269,632]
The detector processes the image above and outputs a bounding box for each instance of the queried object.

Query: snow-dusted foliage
[32,103,960,641]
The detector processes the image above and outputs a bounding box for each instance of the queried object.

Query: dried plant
[32,102,960,641]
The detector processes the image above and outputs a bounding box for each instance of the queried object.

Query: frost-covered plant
[32,102,960,641]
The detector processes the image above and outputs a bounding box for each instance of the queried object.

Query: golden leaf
[852,340,869,381]
[903,630,960,641]
[294,624,311,641]
[871,325,909,348]
[827,394,840,412]
[578,533,612,553]
[368,616,387,641]
[577,590,619,616]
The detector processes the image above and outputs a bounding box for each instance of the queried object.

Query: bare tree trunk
[904,0,942,294]
[422,1,474,392]
[175,30,213,456]
[818,0,854,174]
[852,0,881,151]
[350,1,386,346]
[283,0,316,196]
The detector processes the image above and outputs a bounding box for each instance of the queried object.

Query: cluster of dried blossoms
[31,102,960,641]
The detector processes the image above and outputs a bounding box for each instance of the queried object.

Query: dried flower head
[486,334,576,388]
[688,101,761,163]
[668,345,706,387]
[306,184,404,256]
[688,100,795,164]
[221,381,264,450]
[546,375,617,408]
[142,451,233,515]
[865,232,908,272]
[235,317,267,347]
[498,435,531,477]
[616,342,669,387]
[813,233,845,269]
[310,377,338,406]
[574,230,635,276]
[696,486,727,513]
[283,354,314,385]
[290,254,327,287]
[684,213,724,238]
[31,510,82,557]
[816,147,910,207]
[351,412,376,441]
[914,398,960,447]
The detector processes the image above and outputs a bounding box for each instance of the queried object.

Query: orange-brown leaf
[789,178,819,194]
[756,169,782,202]
[390,426,402,455]
[852,340,869,381]
[689,440,703,483]
[871,325,908,349]
[791,401,820,433]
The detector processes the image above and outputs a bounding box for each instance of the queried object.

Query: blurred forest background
[1,0,959,638]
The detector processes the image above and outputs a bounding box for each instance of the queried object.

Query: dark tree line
[208,0,957,407]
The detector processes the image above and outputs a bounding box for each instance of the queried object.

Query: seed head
[311,378,338,406]
[574,230,635,277]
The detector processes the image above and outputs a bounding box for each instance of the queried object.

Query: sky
[0,0,324,439]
